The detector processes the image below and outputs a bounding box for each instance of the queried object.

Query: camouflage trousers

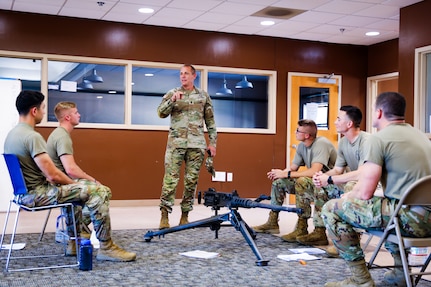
[270,177,317,223]
[322,196,431,261]
[313,181,356,227]
[23,180,112,241]
[160,147,205,213]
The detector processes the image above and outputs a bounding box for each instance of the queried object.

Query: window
[131,66,201,126]
[414,45,431,133]
[0,56,41,91]
[299,87,329,130]
[47,61,126,124]
[208,72,269,129]
[0,51,276,134]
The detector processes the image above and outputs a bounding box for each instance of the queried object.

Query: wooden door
[287,73,341,203]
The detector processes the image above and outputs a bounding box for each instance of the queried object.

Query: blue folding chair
[0,154,79,272]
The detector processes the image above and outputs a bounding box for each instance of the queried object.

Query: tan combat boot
[324,259,375,287]
[383,252,407,287]
[179,211,189,225]
[159,208,170,230]
[66,240,77,257]
[96,239,136,262]
[81,229,91,240]
[326,245,339,257]
[281,218,308,242]
[252,211,280,234]
[296,227,329,245]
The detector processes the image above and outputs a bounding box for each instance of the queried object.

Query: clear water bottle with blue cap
[79,239,93,271]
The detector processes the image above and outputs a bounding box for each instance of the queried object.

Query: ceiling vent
[252,6,306,20]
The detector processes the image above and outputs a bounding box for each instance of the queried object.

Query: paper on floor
[1,243,26,250]
[277,253,321,261]
[179,250,219,259]
[288,247,326,254]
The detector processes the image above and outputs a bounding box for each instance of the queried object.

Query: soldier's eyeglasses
[296,128,307,134]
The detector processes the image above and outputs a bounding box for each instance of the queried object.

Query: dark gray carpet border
[0,228,430,287]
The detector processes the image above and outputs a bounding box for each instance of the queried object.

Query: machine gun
[144,188,303,266]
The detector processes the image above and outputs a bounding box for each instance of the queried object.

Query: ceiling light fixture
[216,77,233,96]
[260,20,275,26]
[84,69,104,83]
[77,79,93,90]
[139,8,154,14]
[235,75,253,89]
[366,31,380,36]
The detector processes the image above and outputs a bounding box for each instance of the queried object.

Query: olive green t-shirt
[46,126,73,174]
[293,136,337,173]
[364,123,431,199]
[4,123,47,190]
[335,131,370,171]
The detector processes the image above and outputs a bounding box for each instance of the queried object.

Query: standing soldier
[157,64,217,229]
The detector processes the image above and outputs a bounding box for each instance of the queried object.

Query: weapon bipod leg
[143,208,269,266]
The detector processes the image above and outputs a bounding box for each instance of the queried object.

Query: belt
[409,205,430,222]
[410,206,427,216]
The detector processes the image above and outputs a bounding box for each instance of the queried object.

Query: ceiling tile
[271,0,332,10]
[354,4,400,18]
[168,0,222,11]
[329,15,381,27]
[209,2,266,16]
[291,11,345,24]
[3,0,425,46]
[194,12,245,25]
[314,0,374,14]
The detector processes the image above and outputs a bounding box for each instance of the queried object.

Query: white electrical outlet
[212,171,226,182]
[227,173,233,182]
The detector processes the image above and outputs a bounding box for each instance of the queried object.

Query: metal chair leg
[38,209,52,241]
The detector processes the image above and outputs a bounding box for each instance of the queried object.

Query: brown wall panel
[367,39,398,77]
[1,10,368,200]
[398,1,431,125]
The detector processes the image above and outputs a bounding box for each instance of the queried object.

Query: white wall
[0,79,21,211]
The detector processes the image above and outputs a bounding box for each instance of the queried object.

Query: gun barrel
[230,197,303,214]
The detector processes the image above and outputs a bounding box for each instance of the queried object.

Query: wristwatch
[328,176,334,185]
[287,171,291,179]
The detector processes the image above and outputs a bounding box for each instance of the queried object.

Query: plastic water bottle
[55,215,68,243]
[79,239,93,271]
[409,247,429,265]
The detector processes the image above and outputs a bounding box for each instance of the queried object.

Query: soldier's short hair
[54,101,77,120]
[298,119,317,138]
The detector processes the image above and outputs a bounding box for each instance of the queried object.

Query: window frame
[415,45,431,133]
[0,50,277,134]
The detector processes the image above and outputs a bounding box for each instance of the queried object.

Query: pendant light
[77,79,93,90]
[235,75,253,89]
[216,78,233,95]
[84,69,103,83]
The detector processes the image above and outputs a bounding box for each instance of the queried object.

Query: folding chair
[0,153,79,272]
[367,175,431,287]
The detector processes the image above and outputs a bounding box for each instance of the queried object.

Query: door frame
[287,72,342,167]
[366,72,399,133]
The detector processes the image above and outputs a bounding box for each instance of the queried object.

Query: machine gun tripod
[143,188,303,266]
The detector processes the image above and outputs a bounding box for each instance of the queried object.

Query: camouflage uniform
[313,131,369,228]
[47,126,98,231]
[4,123,113,241]
[157,86,217,213]
[272,137,337,225]
[271,177,315,221]
[322,123,431,262]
